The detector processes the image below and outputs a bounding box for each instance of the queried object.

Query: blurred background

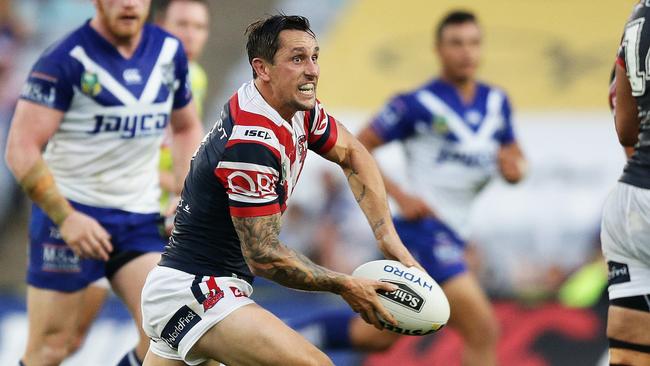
[0,0,636,365]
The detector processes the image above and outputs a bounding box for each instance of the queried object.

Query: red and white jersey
[160,80,339,278]
[216,80,339,216]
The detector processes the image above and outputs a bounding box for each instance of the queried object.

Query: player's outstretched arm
[324,123,422,270]
[232,213,398,329]
[5,100,112,260]
[614,63,640,147]
[169,100,204,193]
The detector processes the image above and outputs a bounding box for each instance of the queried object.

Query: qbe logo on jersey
[378,280,425,313]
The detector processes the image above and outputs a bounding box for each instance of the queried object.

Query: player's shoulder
[36,22,89,64]
[145,23,184,53]
[628,1,650,21]
[146,23,179,43]
[476,80,511,102]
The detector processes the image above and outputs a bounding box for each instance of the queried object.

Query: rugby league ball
[352,260,450,335]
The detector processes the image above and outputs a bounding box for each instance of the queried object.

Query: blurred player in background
[155,0,210,229]
[602,2,650,364]
[4,0,203,365]
[355,10,526,365]
[140,15,421,366]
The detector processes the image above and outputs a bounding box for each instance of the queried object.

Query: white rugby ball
[352,260,450,335]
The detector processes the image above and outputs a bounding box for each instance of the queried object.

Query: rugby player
[156,0,210,225]
[140,15,419,366]
[602,2,650,364]
[353,11,526,365]
[5,0,203,365]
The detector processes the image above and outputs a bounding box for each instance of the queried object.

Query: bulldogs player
[354,11,526,365]
[602,2,650,364]
[5,0,203,365]
[140,15,421,366]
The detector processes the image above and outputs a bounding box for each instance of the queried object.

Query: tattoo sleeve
[232,214,348,293]
[20,158,73,226]
[341,142,392,242]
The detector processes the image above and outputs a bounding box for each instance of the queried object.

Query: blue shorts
[27,201,166,292]
[394,217,467,284]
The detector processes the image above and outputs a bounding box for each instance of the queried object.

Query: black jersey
[619,1,650,188]
[159,81,339,281]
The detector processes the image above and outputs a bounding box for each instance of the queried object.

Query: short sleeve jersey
[20,21,192,213]
[159,81,338,279]
[617,1,650,189]
[369,78,515,237]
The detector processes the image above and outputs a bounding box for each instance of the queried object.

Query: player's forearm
[14,157,73,226]
[341,140,399,246]
[170,121,203,193]
[232,214,349,294]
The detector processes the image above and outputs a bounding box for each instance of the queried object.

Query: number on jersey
[623,18,650,96]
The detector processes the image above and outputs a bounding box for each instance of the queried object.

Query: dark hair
[435,10,478,42]
[245,15,315,78]
[153,0,209,23]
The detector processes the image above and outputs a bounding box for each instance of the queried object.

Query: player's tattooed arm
[232,213,347,293]
[324,123,420,269]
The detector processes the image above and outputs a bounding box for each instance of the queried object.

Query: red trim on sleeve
[318,116,339,154]
[616,56,626,70]
[229,203,281,217]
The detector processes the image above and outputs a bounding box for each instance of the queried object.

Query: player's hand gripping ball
[353,260,450,335]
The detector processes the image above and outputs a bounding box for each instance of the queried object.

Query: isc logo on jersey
[89,113,169,139]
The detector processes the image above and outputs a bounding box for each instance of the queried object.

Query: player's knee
[37,336,73,366]
[68,333,84,356]
[461,313,500,348]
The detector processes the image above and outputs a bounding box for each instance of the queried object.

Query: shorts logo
[191,276,225,312]
[160,305,201,350]
[608,261,631,285]
[42,243,80,273]
[230,286,247,298]
[48,226,62,240]
[378,280,425,313]
[202,277,224,311]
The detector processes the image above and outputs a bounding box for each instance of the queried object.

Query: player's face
[95,0,150,40]
[161,1,209,61]
[436,22,482,82]
[268,30,320,113]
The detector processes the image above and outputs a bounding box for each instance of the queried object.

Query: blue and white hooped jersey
[370,78,516,238]
[20,21,192,213]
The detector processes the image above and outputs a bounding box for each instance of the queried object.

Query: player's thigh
[143,350,187,366]
[25,286,85,346]
[77,281,109,334]
[608,304,650,365]
[110,252,161,324]
[442,272,498,342]
[71,282,109,352]
[191,303,333,366]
